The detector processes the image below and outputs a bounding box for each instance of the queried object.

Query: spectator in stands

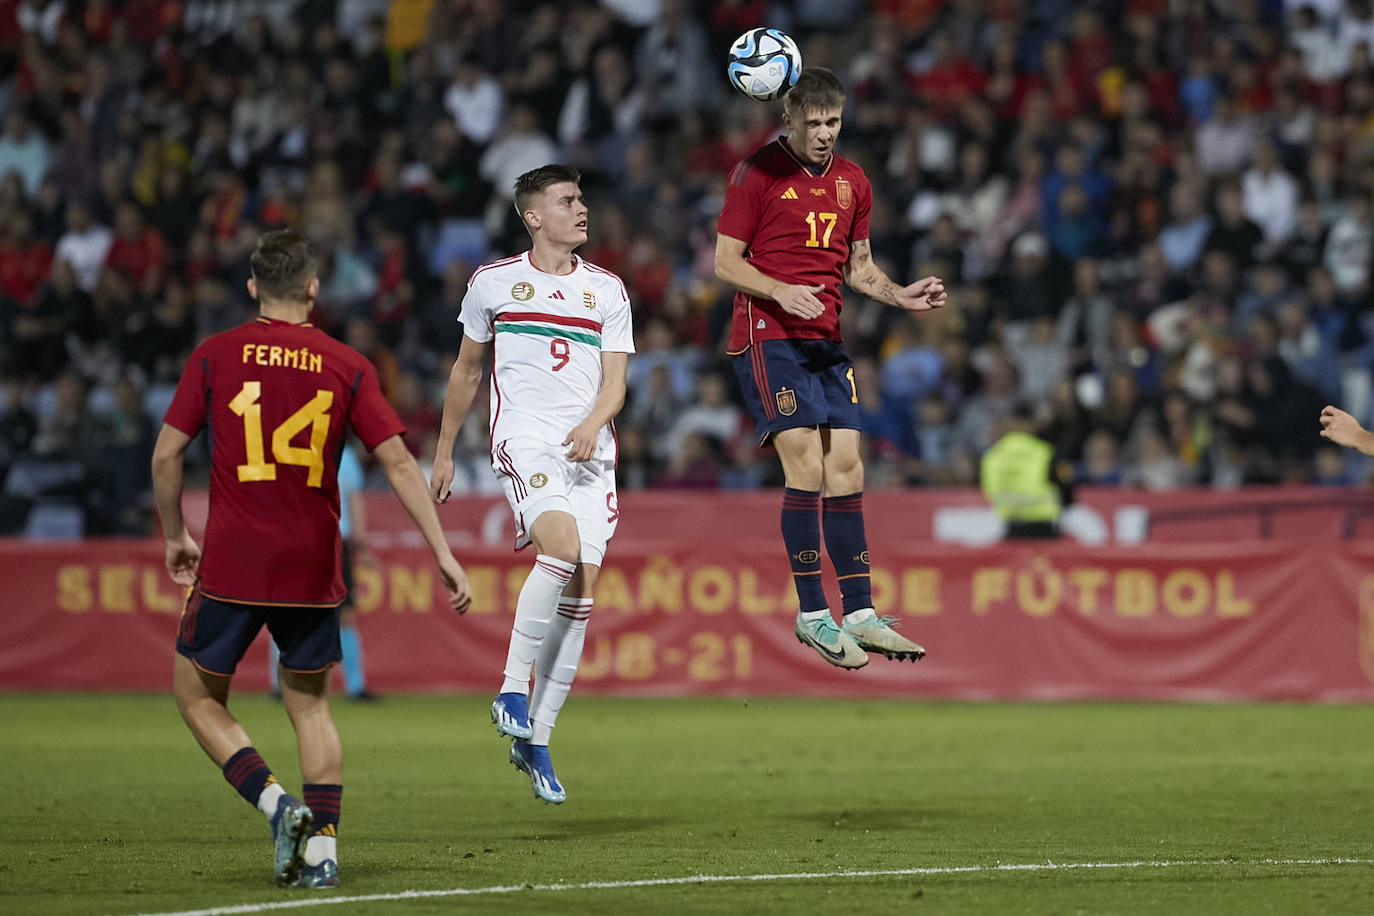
[662,373,742,464]
[1158,180,1212,276]
[104,200,167,297]
[1323,192,1374,294]
[15,258,83,381]
[444,53,504,147]
[1078,428,1124,485]
[1204,180,1264,272]
[0,109,50,196]
[53,199,110,293]
[654,430,720,489]
[1195,94,1256,176]
[1241,141,1299,257]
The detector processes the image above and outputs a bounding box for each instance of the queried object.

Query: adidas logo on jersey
[548,290,566,300]
[781,187,798,200]
[757,319,765,329]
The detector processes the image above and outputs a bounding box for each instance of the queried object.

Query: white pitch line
[122,857,1374,916]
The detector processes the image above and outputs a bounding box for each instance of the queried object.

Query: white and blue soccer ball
[726,28,802,101]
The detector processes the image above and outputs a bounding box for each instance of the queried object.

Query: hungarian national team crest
[583,289,597,310]
[835,178,852,210]
[529,473,548,489]
[776,386,797,416]
[511,282,534,301]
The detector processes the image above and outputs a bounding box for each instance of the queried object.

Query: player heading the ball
[714,68,947,669]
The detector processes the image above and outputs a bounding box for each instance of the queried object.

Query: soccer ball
[726,28,802,101]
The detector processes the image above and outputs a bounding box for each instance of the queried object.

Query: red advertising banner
[182,486,1374,547]
[3,537,1373,701]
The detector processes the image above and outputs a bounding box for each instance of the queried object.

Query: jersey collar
[254,317,314,327]
[525,250,580,276]
[777,137,833,178]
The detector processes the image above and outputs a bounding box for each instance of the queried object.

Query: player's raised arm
[843,238,947,312]
[150,423,201,586]
[430,334,489,503]
[374,435,472,612]
[714,232,824,319]
[564,351,628,461]
[1320,405,1374,456]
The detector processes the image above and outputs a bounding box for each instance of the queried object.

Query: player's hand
[564,419,599,461]
[771,283,826,320]
[430,454,454,504]
[1320,404,1368,449]
[896,276,947,312]
[164,532,201,587]
[438,555,472,614]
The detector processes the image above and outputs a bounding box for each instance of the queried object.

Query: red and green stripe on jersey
[494,311,602,348]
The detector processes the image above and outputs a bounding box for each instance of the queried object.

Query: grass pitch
[2,693,1372,915]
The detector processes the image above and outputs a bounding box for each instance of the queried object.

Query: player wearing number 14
[152,229,471,890]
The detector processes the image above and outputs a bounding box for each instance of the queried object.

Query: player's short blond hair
[783,68,845,120]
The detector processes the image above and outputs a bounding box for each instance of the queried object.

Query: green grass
[2,694,1373,915]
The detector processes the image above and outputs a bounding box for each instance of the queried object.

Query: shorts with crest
[490,437,619,566]
[731,338,861,442]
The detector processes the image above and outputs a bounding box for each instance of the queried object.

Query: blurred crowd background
[0,0,1371,537]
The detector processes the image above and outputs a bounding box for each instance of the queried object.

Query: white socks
[304,834,336,866]
[530,596,593,745]
[256,782,285,818]
[500,555,576,695]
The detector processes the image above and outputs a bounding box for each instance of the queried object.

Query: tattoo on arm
[844,240,901,306]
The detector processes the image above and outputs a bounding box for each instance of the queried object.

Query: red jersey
[716,138,873,354]
[163,317,404,607]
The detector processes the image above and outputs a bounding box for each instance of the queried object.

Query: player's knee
[784,458,824,491]
[824,453,863,490]
[542,538,581,566]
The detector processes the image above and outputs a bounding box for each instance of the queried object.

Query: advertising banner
[3,537,1372,702]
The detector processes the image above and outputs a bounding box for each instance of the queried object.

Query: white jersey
[460,251,635,464]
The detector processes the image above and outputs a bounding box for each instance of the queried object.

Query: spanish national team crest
[529,473,548,489]
[583,289,597,310]
[511,282,534,301]
[835,178,852,210]
[776,386,797,416]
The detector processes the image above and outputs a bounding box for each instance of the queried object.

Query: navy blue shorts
[176,586,342,676]
[732,338,861,441]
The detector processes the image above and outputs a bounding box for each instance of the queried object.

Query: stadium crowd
[0,0,1371,536]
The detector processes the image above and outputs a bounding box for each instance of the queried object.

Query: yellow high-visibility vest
[980,431,1061,523]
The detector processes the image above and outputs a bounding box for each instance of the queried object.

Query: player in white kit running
[430,165,634,804]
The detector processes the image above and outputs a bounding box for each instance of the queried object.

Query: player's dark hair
[783,68,845,120]
[513,164,582,215]
[250,228,317,303]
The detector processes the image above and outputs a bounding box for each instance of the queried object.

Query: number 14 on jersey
[229,381,334,487]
